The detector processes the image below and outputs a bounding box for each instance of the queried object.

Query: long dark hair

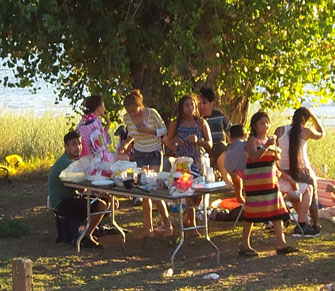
[84,95,103,114]
[176,94,200,127]
[289,107,311,179]
[249,111,270,137]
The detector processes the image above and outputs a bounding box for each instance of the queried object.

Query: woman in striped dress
[240,111,297,256]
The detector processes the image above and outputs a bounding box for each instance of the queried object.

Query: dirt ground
[0,176,334,290]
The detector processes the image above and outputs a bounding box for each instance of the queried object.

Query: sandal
[238,248,258,257]
[276,245,299,255]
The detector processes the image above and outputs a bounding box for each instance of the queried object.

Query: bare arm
[119,135,134,153]
[230,172,244,204]
[101,114,111,134]
[246,135,275,162]
[304,111,325,140]
[163,121,183,151]
[198,118,213,150]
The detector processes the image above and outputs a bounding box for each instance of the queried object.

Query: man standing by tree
[198,87,232,187]
[48,130,112,248]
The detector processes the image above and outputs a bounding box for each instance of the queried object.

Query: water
[0,67,72,116]
[0,67,334,127]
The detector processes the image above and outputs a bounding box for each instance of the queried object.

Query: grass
[1,107,334,179]
[0,217,30,238]
[0,179,334,290]
[0,110,120,174]
[1,107,335,290]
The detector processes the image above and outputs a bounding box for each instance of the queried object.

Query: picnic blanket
[317,178,335,207]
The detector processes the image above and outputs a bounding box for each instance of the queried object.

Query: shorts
[56,196,99,221]
[283,168,318,209]
[134,149,163,168]
[207,142,227,168]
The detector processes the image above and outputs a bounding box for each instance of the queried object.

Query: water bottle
[207,167,215,183]
[202,153,210,176]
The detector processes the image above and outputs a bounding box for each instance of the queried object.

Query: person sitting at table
[48,130,112,248]
[119,89,173,239]
[164,94,213,236]
[76,95,127,162]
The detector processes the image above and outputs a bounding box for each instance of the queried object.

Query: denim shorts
[134,149,163,168]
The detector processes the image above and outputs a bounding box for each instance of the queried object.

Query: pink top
[77,113,114,162]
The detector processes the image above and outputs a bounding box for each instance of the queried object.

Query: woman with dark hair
[164,94,213,236]
[240,111,296,256]
[275,107,325,237]
[77,95,124,162]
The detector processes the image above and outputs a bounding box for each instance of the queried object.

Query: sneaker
[209,209,218,221]
[312,224,322,236]
[133,197,143,205]
[292,225,320,238]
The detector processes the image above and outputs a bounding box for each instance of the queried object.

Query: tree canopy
[0,0,334,124]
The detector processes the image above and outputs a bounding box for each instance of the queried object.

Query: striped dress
[243,149,289,222]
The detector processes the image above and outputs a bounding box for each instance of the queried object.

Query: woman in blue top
[165,94,212,236]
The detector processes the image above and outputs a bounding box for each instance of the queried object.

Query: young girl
[120,89,173,239]
[241,111,297,256]
[165,94,212,236]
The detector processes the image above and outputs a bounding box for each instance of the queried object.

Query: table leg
[171,199,184,270]
[203,193,220,265]
[76,189,92,253]
[110,195,126,247]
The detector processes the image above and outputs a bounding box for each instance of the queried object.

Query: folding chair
[47,195,84,244]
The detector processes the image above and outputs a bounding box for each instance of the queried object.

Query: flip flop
[276,245,299,255]
[238,248,258,257]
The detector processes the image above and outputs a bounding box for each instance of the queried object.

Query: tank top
[277,125,310,170]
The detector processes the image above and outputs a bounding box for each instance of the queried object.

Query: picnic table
[63,180,229,269]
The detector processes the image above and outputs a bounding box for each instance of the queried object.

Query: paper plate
[91,180,114,186]
[87,175,110,181]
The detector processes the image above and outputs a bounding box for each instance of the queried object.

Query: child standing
[164,94,213,236]
[240,111,298,256]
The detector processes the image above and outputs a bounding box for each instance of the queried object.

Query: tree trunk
[219,94,249,126]
[130,61,176,124]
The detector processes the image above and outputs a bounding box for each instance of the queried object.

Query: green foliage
[0,0,334,123]
[0,217,30,238]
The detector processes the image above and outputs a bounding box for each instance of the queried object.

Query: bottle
[203,153,210,176]
[126,168,134,180]
[207,167,215,183]
[140,167,148,185]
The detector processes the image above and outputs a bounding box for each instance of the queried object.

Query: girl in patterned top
[120,89,173,239]
[165,94,212,236]
[240,111,297,256]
